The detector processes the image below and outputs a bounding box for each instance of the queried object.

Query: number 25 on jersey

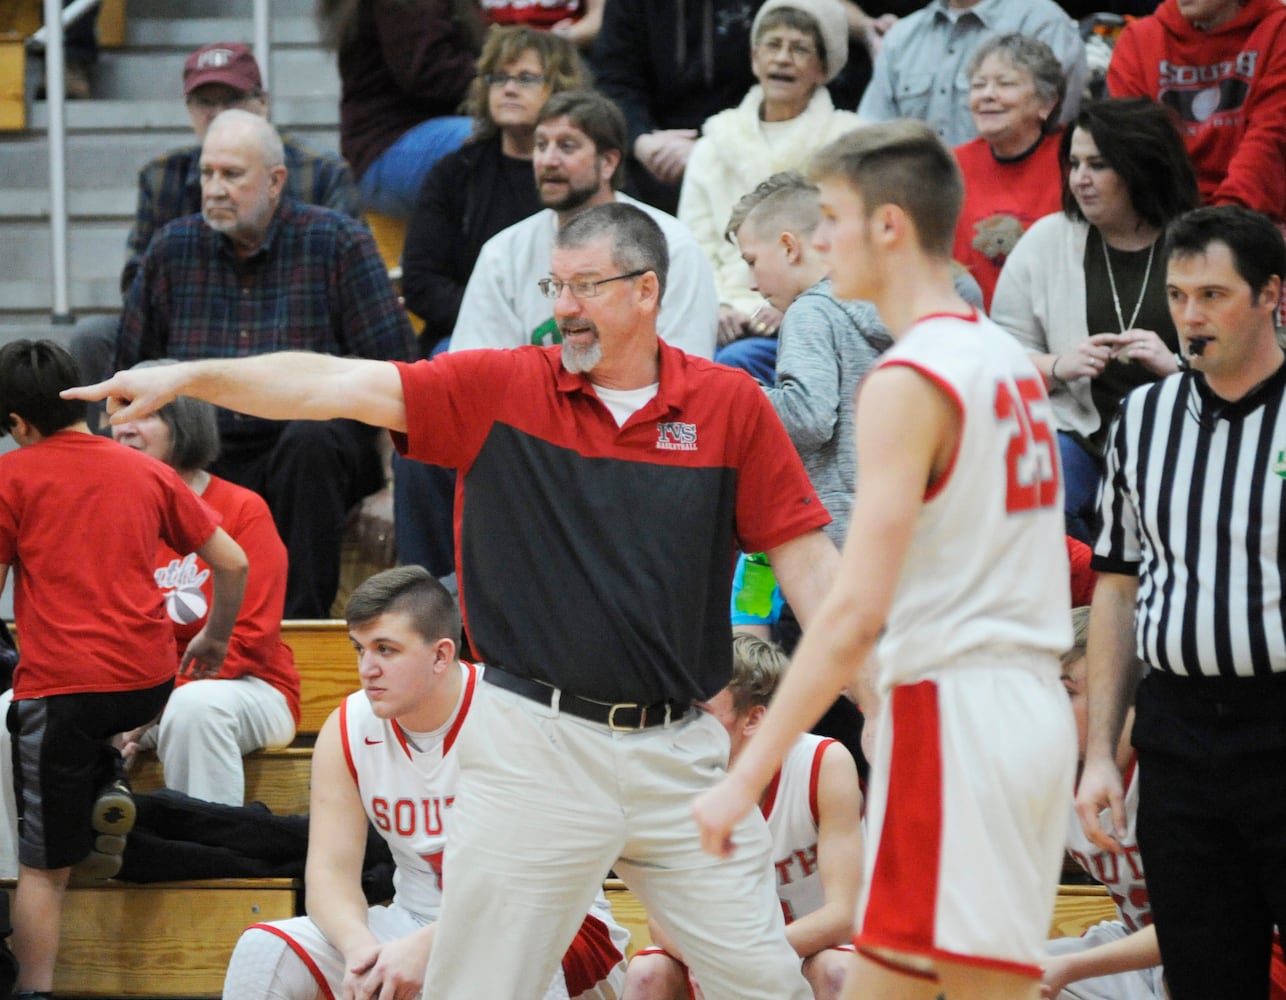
[994,376,1060,513]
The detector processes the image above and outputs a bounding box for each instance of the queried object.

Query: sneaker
[91,778,135,837]
[70,848,121,882]
[71,779,135,883]
[63,61,91,100]
[34,59,93,100]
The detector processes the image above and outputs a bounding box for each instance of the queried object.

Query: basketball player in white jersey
[625,634,863,1000]
[694,119,1077,1000]
[222,567,629,999]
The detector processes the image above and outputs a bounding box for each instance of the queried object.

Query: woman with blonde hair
[402,24,589,347]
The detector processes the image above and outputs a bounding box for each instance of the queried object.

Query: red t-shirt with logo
[154,474,300,724]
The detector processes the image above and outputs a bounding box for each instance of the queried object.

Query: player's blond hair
[1060,606,1091,672]
[728,633,787,715]
[808,119,962,257]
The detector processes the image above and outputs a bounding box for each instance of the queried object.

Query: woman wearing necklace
[951,32,1067,310]
[992,97,1199,544]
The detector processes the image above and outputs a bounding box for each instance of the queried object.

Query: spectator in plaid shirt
[114,109,416,619]
[71,43,360,399]
[124,42,361,295]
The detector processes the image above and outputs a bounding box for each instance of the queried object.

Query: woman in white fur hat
[677,0,863,379]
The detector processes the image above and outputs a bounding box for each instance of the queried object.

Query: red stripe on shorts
[860,680,942,948]
[561,912,624,996]
[250,923,337,1000]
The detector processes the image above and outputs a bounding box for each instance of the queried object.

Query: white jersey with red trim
[873,311,1071,686]
[338,662,630,997]
[763,734,835,924]
[338,660,481,922]
[1066,762,1150,933]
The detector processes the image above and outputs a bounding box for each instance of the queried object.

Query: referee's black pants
[1134,670,1286,1000]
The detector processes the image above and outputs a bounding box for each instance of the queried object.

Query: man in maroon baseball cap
[182,42,267,141]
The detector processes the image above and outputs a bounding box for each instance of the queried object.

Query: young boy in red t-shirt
[0,340,247,999]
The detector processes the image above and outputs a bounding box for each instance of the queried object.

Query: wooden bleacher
[1048,883,1118,939]
[30,879,298,997]
[129,621,355,814]
[0,1,39,130]
[604,881,1120,965]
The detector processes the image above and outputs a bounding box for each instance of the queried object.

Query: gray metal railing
[40,0,77,323]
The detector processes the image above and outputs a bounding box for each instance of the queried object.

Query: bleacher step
[132,747,315,816]
[27,94,341,132]
[0,187,137,219]
[127,0,318,16]
[73,47,338,101]
[1,878,299,998]
[126,15,325,48]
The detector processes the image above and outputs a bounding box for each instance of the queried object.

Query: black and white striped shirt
[1093,364,1286,678]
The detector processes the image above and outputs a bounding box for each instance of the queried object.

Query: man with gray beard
[71,200,839,1000]
[451,90,718,359]
[116,109,416,618]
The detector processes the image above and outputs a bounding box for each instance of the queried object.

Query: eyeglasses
[538,270,648,300]
[485,71,546,89]
[755,37,817,61]
[185,90,262,112]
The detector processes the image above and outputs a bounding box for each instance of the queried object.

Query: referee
[1077,204,1286,1000]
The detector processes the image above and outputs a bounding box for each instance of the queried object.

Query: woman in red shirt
[111,387,301,807]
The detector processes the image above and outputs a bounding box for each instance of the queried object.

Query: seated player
[222,566,629,999]
[1042,606,1162,1000]
[624,633,863,1000]
[1042,607,1286,999]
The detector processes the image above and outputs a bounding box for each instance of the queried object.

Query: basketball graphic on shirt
[166,585,208,625]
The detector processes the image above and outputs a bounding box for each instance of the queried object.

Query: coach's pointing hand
[62,364,188,425]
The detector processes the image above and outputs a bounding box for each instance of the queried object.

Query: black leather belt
[483,665,689,731]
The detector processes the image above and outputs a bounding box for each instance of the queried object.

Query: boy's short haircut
[0,339,87,438]
[724,170,821,245]
[728,632,788,715]
[346,566,462,650]
[808,119,963,257]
